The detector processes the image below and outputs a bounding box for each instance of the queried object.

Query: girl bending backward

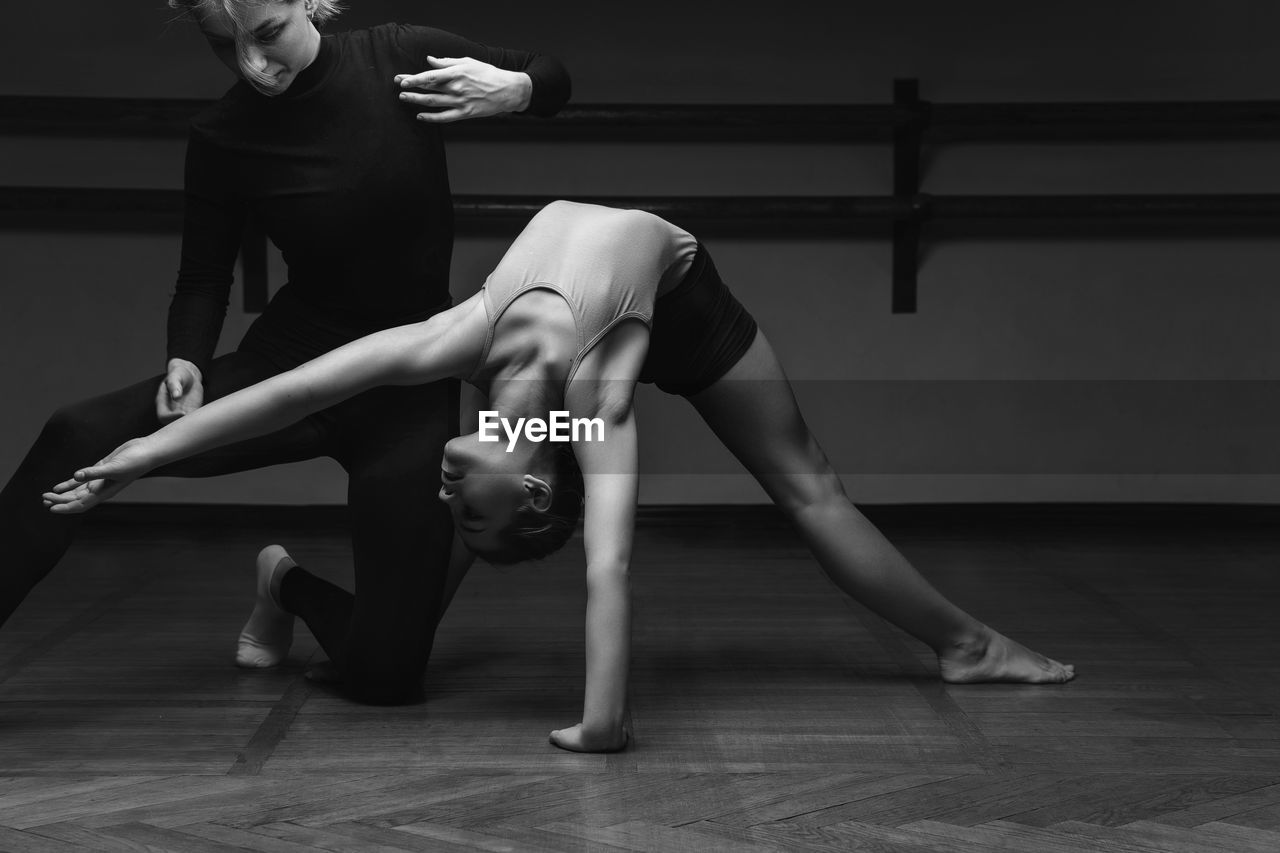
[47,201,1074,753]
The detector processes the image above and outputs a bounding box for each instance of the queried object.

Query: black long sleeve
[390,24,571,116]
[166,130,245,374]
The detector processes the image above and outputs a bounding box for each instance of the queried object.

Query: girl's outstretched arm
[550,387,639,754]
[44,294,486,514]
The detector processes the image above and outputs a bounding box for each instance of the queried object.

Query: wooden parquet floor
[0,506,1277,852]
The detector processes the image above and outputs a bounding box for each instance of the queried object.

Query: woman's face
[197,0,321,96]
[439,432,541,555]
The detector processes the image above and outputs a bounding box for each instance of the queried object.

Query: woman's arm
[391,26,571,122]
[45,295,486,514]
[160,130,245,422]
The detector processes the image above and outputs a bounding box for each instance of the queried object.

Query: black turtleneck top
[167,24,571,373]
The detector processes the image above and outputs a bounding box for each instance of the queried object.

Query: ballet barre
[15,190,1277,226]
[4,83,1280,312]
[7,95,1280,141]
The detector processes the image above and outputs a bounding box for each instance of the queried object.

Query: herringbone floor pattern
[0,507,1276,852]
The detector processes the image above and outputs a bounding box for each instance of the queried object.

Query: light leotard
[471,201,698,390]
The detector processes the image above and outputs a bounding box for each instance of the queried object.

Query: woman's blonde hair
[169,0,342,91]
[168,0,344,29]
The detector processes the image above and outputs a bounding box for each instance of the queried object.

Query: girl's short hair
[168,0,345,28]
[482,443,584,566]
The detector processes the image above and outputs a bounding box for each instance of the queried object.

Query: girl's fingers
[77,464,121,482]
[48,477,82,494]
[45,483,90,502]
[45,490,89,512]
[46,477,106,501]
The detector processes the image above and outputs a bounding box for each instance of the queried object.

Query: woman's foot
[235,545,296,669]
[937,628,1075,684]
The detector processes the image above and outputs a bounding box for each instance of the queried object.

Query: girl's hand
[395,57,532,123]
[549,722,630,754]
[42,438,156,514]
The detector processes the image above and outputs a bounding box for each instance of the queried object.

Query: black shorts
[639,243,759,397]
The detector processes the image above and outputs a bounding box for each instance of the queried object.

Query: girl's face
[439,433,545,555]
[197,1,321,97]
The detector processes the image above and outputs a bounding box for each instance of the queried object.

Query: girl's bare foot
[235,545,296,669]
[938,628,1075,684]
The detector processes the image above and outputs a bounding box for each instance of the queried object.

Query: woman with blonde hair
[1,0,569,704]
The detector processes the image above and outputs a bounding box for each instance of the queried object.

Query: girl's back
[487,201,695,309]
[475,201,698,388]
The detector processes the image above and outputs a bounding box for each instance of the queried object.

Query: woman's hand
[42,438,157,514]
[549,722,630,754]
[156,358,205,423]
[396,57,532,123]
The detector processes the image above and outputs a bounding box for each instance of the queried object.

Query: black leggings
[0,347,458,704]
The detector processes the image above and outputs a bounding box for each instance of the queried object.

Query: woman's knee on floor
[341,655,429,705]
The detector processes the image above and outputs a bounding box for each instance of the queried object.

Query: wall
[2,2,1278,504]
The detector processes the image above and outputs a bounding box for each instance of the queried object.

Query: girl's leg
[687,331,1073,683]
